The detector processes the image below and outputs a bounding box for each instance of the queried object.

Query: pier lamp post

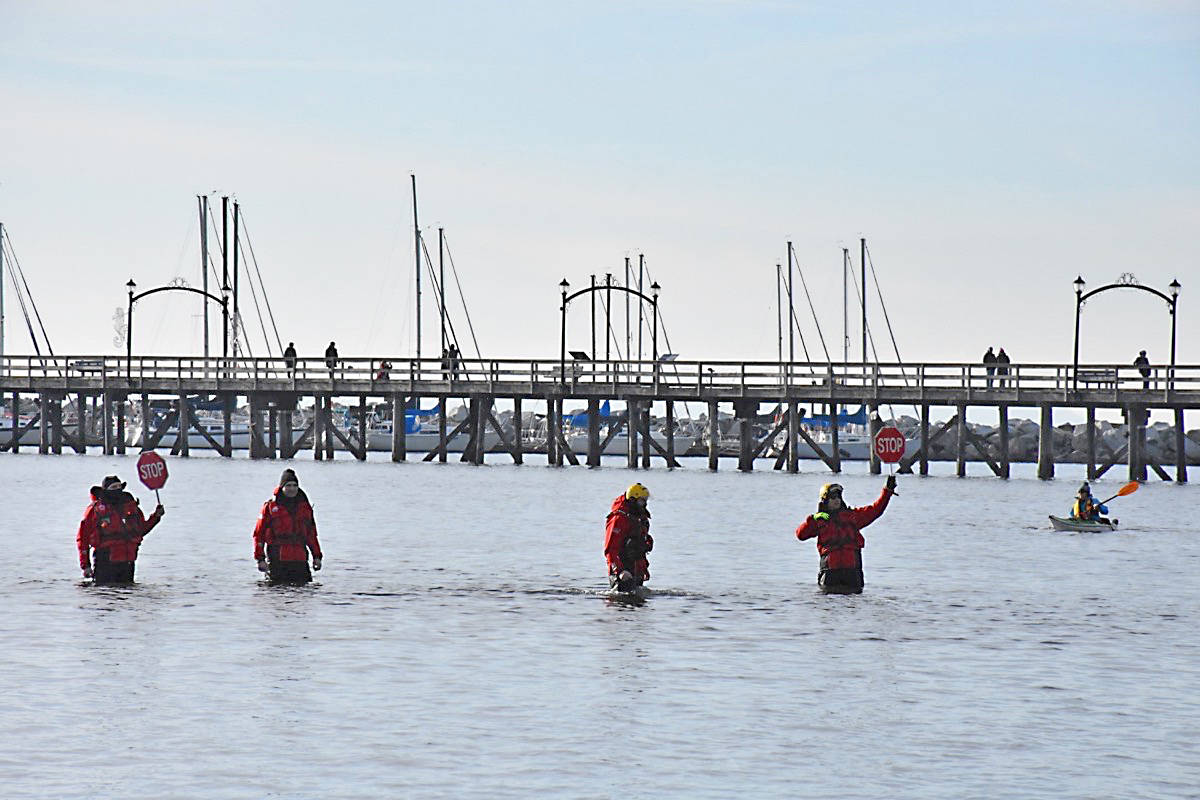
[1072,276,1085,391]
[559,278,570,384]
[126,279,136,378]
[1072,274,1182,393]
[1169,279,1181,389]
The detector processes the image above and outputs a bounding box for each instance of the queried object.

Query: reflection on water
[1,454,1196,799]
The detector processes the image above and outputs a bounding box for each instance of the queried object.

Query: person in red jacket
[254,469,323,584]
[795,476,896,594]
[604,483,653,592]
[77,475,165,585]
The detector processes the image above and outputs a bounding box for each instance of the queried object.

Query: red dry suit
[253,488,322,564]
[77,488,163,569]
[795,487,893,571]
[604,494,653,582]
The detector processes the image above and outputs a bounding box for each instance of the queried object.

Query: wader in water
[266,541,313,585]
[610,535,648,592]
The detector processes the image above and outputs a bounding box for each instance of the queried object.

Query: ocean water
[1,453,1197,800]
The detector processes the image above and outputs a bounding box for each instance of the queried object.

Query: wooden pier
[1,355,1196,483]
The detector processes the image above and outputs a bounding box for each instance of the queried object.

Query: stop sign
[873,426,906,464]
[136,451,169,490]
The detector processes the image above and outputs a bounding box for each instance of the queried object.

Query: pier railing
[1,355,1197,403]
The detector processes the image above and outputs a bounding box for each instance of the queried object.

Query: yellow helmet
[625,483,650,501]
[819,483,844,501]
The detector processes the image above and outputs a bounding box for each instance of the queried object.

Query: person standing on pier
[1134,350,1151,389]
[983,347,997,388]
[254,469,323,584]
[324,342,339,380]
[284,342,297,377]
[995,348,1011,388]
[795,477,896,594]
[77,475,165,585]
[604,483,653,592]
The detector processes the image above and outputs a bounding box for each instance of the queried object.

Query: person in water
[1070,482,1109,523]
[604,483,653,592]
[77,475,165,585]
[254,469,323,584]
[795,476,896,594]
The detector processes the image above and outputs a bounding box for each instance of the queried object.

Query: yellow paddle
[1098,481,1140,505]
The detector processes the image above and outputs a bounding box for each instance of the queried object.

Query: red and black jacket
[77,488,162,567]
[604,494,653,581]
[254,488,322,563]
[795,487,893,571]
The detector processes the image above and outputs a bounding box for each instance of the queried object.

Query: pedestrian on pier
[440,347,451,380]
[254,469,323,585]
[376,360,392,381]
[996,348,1011,388]
[605,483,653,593]
[983,347,997,388]
[284,342,297,377]
[1134,350,1151,389]
[77,475,165,585]
[795,477,895,594]
[448,344,461,381]
[325,342,339,380]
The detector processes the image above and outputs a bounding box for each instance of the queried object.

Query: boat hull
[1048,515,1118,532]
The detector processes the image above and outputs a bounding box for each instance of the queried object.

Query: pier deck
[2,355,1196,482]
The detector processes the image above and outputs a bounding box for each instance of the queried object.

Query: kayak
[1048,515,1118,532]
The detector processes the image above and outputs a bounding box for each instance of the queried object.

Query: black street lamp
[127,277,233,380]
[1169,279,1181,387]
[559,278,570,383]
[1072,274,1182,392]
[126,279,136,378]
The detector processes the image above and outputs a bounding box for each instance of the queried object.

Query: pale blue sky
[1,1,1197,367]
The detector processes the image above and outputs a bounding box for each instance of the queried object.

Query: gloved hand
[886,475,897,492]
[813,512,830,522]
[82,565,93,579]
[256,558,268,573]
[153,504,165,518]
[312,558,322,571]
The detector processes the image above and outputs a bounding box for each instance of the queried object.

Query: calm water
[1,453,1197,799]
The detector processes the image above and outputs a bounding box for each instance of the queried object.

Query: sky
[1,1,1198,371]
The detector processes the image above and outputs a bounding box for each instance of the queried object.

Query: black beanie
[279,469,299,487]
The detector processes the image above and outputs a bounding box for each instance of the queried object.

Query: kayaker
[76,475,165,585]
[795,477,896,594]
[1070,482,1109,523]
[604,483,653,592]
[253,469,323,584]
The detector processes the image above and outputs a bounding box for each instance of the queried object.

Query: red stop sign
[873,426,906,463]
[136,451,169,490]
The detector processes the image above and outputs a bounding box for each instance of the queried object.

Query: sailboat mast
[624,257,631,363]
[438,227,446,352]
[221,196,229,357]
[786,242,794,364]
[861,237,867,365]
[775,263,782,365]
[637,253,644,362]
[842,247,849,364]
[412,174,421,364]
[233,201,240,357]
[198,196,209,358]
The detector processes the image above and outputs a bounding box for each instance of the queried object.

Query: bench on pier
[70,359,104,375]
[1075,368,1118,390]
